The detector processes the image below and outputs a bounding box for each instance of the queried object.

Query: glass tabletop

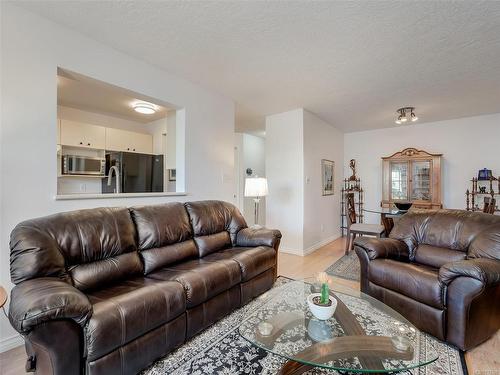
[363,207,406,216]
[238,277,438,373]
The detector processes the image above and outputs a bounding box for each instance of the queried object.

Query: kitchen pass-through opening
[56,68,185,198]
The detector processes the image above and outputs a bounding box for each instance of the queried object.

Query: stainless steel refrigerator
[102,151,164,193]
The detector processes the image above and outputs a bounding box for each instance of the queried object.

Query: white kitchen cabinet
[105,128,153,154]
[60,120,106,149]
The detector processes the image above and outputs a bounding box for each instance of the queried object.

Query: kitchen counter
[55,192,187,200]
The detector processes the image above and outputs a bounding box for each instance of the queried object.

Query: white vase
[307,293,337,320]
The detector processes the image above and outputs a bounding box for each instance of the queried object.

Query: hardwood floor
[0,237,498,374]
[0,345,26,375]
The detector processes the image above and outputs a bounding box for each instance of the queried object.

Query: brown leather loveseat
[355,209,500,351]
[8,200,281,375]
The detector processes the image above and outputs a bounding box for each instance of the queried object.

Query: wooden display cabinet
[382,148,442,209]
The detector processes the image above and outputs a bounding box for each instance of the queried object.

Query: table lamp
[244,176,268,226]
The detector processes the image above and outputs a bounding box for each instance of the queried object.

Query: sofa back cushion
[184,200,247,257]
[10,207,141,290]
[130,203,197,273]
[390,209,500,260]
[414,244,467,268]
[468,223,500,260]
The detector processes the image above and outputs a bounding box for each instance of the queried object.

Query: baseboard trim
[0,333,23,353]
[279,233,341,257]
[303,233,341,255]
[278,247,304,256]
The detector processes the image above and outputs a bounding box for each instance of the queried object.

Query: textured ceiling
[14,1,500,133]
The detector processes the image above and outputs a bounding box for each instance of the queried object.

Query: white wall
[240,133,266,225]
[266,109,304,252]
[166,110,177,170]
[266,109,344,255]
[0,3,235,351]
[303,110,343,251]
[344,113,500,224]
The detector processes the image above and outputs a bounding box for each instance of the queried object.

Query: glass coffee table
[238,278,438,374]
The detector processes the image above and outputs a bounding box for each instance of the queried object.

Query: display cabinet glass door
[390,162,409,201]
[411,160,432,201]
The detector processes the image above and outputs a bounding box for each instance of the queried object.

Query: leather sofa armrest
[9,277,92,334]
[236,227,282,250]
[354,237,409,261]
[439,258,500,287]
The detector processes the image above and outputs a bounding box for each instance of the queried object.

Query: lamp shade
[244,177,268,197]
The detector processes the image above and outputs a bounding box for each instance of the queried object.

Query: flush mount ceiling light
[133,102,156,115]
[395,107,418,125]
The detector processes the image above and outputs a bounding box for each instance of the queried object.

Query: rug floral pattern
[143,278,466,375]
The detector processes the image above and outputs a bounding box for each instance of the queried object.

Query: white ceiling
[16,1,500,133]
[58,69,170,123]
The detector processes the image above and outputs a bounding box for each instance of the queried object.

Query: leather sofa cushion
[414,244,466,269]
[140,240,198,274]
[468,223,500,260]
[86,315,186,375]
[368,259,443,309]
[70,252,143,292]
[390,209,500,259]
[194,232,231,257]
[86,277,185,361]
[204,246,276,281]
[185,201,247,248]
[10,207,137,285]
[147,259,241,308]
[367,281,445,340]
[131,204,197,273]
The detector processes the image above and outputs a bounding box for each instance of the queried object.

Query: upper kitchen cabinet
[105,127,153,154]
[60,119,106,149]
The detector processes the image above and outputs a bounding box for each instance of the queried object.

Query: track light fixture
[395,107,418,125]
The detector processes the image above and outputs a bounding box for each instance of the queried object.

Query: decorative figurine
[349,159,357,181]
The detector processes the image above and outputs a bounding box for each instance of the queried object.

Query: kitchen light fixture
[133,102,156,115]
[395,107,418,125]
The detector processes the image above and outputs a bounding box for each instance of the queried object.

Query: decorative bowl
[307,293,337,320]
[394,202,413,211]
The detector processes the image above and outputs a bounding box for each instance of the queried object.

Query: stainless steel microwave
[62,155,106,176]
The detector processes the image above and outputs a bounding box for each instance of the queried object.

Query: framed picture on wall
[169,169,176,181]
[321,159,334,196]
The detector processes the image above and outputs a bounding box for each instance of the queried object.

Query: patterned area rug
[143,278,467,375]
[325,250,361,282]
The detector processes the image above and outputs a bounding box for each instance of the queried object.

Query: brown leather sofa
[8,200,281,375]
[355,209,500,351]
